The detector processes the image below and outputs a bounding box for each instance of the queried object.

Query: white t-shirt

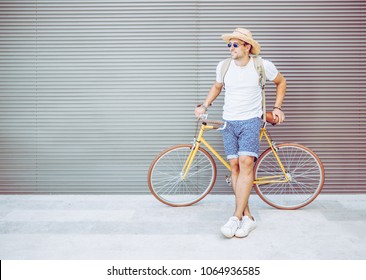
[216,57,278,121]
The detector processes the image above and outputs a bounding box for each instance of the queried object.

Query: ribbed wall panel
[0,0,365,194]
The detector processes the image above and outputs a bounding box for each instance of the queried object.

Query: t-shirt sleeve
[263,59,279,81]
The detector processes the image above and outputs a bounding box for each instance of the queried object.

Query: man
[194,28,286,238]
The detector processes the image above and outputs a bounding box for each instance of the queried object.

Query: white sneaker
[235,216,257,238]
[221,216,241,238]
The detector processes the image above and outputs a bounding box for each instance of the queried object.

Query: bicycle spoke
[148,145,216,206]
[254,144,324,209]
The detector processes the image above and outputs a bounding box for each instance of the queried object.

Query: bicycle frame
[181,122,289,184]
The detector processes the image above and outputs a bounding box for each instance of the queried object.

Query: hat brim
[222,33,261,55]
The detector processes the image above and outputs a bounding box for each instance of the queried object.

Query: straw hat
[221,28,261,55]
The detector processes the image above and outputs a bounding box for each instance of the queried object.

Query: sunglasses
[227,42,247,48]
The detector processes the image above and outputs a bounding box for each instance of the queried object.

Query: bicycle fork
[181,144,199,180]
[180,126,205,180]
[180,124,231,180]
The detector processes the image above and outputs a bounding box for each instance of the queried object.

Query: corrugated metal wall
[0,0,365,194]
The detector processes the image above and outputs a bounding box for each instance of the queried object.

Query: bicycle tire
[254,143,325,210]
[148,144,217,207]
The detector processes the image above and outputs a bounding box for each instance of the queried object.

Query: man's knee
[239,156,255,170]
[229,158,240,175]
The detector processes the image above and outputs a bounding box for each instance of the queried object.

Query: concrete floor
[0,194,365,260]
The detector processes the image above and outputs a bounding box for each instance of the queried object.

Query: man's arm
[272,72,287,123]
[195,82,223,118]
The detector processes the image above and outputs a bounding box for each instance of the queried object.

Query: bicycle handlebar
[198,111,279,130]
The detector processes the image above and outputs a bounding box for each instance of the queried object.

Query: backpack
[220,56,267,122]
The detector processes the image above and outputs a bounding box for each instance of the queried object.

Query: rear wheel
[254,143,325,210]
[148,144,217,207]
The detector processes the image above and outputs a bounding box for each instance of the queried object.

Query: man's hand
[195,104,207,118]
[272,108,285,124]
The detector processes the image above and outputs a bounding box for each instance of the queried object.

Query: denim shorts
[222,117,262,160]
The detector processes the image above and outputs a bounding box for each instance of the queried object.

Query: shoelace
[241,218,254,230]
[225,217,239,228]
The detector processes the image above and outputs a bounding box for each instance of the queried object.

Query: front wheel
[254,143,325,210]
[148,144,217,207]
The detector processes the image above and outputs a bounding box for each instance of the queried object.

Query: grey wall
[0,0,365,193]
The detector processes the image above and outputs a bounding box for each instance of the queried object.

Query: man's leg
[220,158,242,238]
[221,119,259,237]
[230,156,254,220]
[232,155,258,238]
[231,156,255,220]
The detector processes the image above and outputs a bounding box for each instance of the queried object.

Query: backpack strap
[252,55,267,123]
[220,58,232,89]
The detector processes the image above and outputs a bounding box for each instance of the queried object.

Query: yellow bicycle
[147,113,325,210]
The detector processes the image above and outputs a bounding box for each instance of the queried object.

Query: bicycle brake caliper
[191,138,197,149]
[271,141,278,152]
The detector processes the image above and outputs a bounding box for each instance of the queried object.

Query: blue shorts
[222,117,262,160]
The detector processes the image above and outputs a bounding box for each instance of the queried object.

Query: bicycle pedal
[225,175,232,186]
